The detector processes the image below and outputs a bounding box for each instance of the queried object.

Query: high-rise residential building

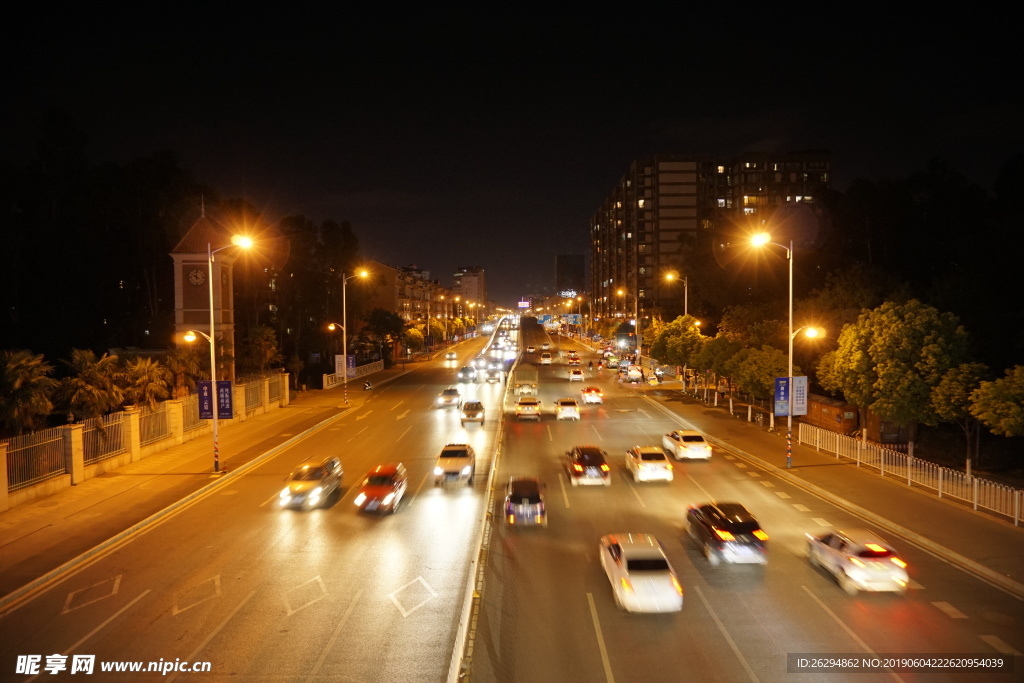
[452,266,486,313]
[590,151,829,322]
[555,254,585,296]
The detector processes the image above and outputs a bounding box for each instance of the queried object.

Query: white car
[540,352,553,365]
[599,533,683,613]
[434,443,476,486]
[567,368,584,382]
[555,398,580,421]
[625,446,673,482]
[514,396,542,421]
[581,386,604,404]
[806,528,909,595]
[662,430,712,460]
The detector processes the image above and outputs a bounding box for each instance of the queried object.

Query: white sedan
[625,446,673,482]
[568,368,585,382]
[555,398,580,421]
[662,430,712,460]
[599,534,683,613]
[806,528,909,595]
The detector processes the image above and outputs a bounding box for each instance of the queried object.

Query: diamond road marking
[284,575,328,616]
[812,518,832,526]
[775,492,792,499]
[388,576,438,617]
[173,576,222,615]
[759,480,775,487]
[932,601,968,619]
[62,576,121,614]
[979,635,1021,656]
[746,471,761,477]
[793,504,811,512]
[735,462,747,468]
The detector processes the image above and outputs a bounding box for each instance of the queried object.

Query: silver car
[806,528,909,595]
[279,457,343,509]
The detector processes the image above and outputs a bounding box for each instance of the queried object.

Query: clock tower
[171,212,243,379]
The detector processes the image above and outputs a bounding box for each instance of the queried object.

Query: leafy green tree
[0,350,57,434]
[725,345,796,401]
[405,327,425,351]
[363,309,407,367]
[56,349,123,420]
[931,363,989,467]
[650,315,705,367]
[427,317,446,343]
[692,335,744,377]
[819,299,971,438]
[237,325,283,376]
[718,302,784,347]
[119,357,173,410]
[165,346,201,398]
[970,366,1024,437]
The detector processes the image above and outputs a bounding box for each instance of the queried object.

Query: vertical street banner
[198,380,233,419]
[774,377,790,417]
[346,354,356,378]
[792,376,809,416]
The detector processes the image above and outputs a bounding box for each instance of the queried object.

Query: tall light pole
[184,234,253,473]
[332,268,368,406]
[664,272,690,317]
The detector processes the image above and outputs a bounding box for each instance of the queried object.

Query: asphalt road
[467,325,1022,683]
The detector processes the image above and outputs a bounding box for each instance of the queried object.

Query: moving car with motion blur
[581,386,604,404]
[457,366,478,382]
[565,445,610,486]
[461,401,485,426]
[555,398,580,420]
[686,502,768,565]
[514,396,542,420]
[445,351,457,360]
[662,429,712,460]
[806,528,909,595]
[567,368,585,382]
[503,477,547,527]
[625,446,673,482]
[279,457,343,510]
[353,462,408,514]
[599,533,683,613]
[436,388,462,408]
[434,443,477,486]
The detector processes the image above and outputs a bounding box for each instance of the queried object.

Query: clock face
[188,268,207,286]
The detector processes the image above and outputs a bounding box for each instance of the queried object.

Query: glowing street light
[185,234,253,473]
[329,268,369,406]
[665,271,689,317]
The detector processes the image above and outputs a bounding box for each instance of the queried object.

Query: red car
[354,463,408,514]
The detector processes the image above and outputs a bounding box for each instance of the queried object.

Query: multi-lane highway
[467,321,1022,683]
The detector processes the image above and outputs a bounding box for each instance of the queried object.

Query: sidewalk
[637,384,1024,598]
[0,363,412,601]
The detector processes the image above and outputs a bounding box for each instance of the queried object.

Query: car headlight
[461,465,472,475]
[309,486,323,499]
[382,493,395,505]
[279,487,291,499]
[354,493,366,506]
[434,466,444,476]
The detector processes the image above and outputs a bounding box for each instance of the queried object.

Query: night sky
[4,11,1019,305]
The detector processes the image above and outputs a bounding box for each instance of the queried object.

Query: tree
[405,327,425,351]
[362,309,407,367]
[164,346,201,398]
[692,335,743,377]
[237,325,283,377]
[56,349,123,420]
[119,357,173,410]
[819,299,971,438]
[0,350,57,434]
[971,366,1024,437]
[931,363,989,469]
[725,345,796,401]
[650,315,705,367]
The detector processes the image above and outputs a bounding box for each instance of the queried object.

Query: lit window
[638,199,645,208]
[717,198,726,207]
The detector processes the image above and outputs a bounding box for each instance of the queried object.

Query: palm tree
[164,346,201,398]
[55,349,123,420]
[0,350,57,435]
[120,357,173,410]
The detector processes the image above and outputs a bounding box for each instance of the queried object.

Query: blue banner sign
[774,377,790,417]
[198,380,233,419]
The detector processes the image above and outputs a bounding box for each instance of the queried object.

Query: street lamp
[330,268,369,406]
[665,272,689,317]
[184,234,253,473]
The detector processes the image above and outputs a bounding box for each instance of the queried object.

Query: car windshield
[626,558,670,572]
[464,402,482,410]
[639,451,666,461]
[365,475,395,486]
[577,452,605,465]
[681,435,705,443]
[292,469,324,481]
[443,449,469,459]
[509,485,541,503]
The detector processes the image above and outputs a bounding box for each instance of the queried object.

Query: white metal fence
[139,403,170,446]
[82,413,127,465]
[3,426,66,491]
[798,423,1022,525]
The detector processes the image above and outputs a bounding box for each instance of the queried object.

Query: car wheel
[807,545,820,567]
[840,572,858,596]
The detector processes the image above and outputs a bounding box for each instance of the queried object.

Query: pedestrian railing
[244,381,263,415]
[798,423,1022,525]
[181,394,203,433]
[82,413,127,465]
[3,426,65,492]
[139,402,170,446]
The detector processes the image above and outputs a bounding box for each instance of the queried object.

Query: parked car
[806,528,909,595]
[565,445,610,486]
[461,401,485,426]
[279,457,343,509]
[555,398,580,421]
[353,463,408,514]
[434,443,477,486]
[599,533,683,613]
[515,396,542,421]
[686,502,768,565]
[625,446,673,482]
[662,430,712,460]
[504,477,547,526]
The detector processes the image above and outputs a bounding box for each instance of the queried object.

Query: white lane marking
[627,481,647,508]
[347,425,369,442]
[812,518,832,526]
[411,473,432,504]
[931,601,968,619]
[793,504,811,512]
[391,401,404,411]
[396,425,412,442]
[775,491,792,499]
[389,576,438,617]
[396,410,410,420]
[692,585,760,683]
[759,480,775,487]
[547,425,554,442]
[285,575,328,615]
[170,590,257,683]
[747,471,761,478]
[355,410,372,421]
[979,635,1022,656]
[686,475,716,500]
[559,474,571,508]
[586,592,615,683]
[801,585,904,682]
[735,462,748,468]
[590,425,604,441]
[724,455,736,460]
[62,575,121,614]
[306,589,364,683]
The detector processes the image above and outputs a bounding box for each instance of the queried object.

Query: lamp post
[332,269,368,406]
[184,234,253,473]
[665,272,689,317]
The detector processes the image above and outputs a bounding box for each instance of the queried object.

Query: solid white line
[627,482,646,508]
[396,425,412,441]
[801,585,904,682]
[559,474,571,508]
[586,592,615,683]
[692,585,759,683]
[391,400,404,411]
[547,425,554,442]
[306,589,364,683]
[931,601,968,619]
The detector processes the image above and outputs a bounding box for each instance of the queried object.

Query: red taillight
[753,529,769,541]
[714,528,735,541]
[600,464,610,472]
[891,557,907,569]
[507,514,515,524]
[573,463,584,472]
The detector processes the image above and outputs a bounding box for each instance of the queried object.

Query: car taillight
[665,463,673,470]
[891,557,907,569]
[600,464,610,472]
[507,514,516,524]
[670,574,683,596]
[573,463,583,472]
[714,528,735,541]
[620,577,633,594]
[753,529,769,541]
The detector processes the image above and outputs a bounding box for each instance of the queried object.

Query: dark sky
[4,11,1020,305]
